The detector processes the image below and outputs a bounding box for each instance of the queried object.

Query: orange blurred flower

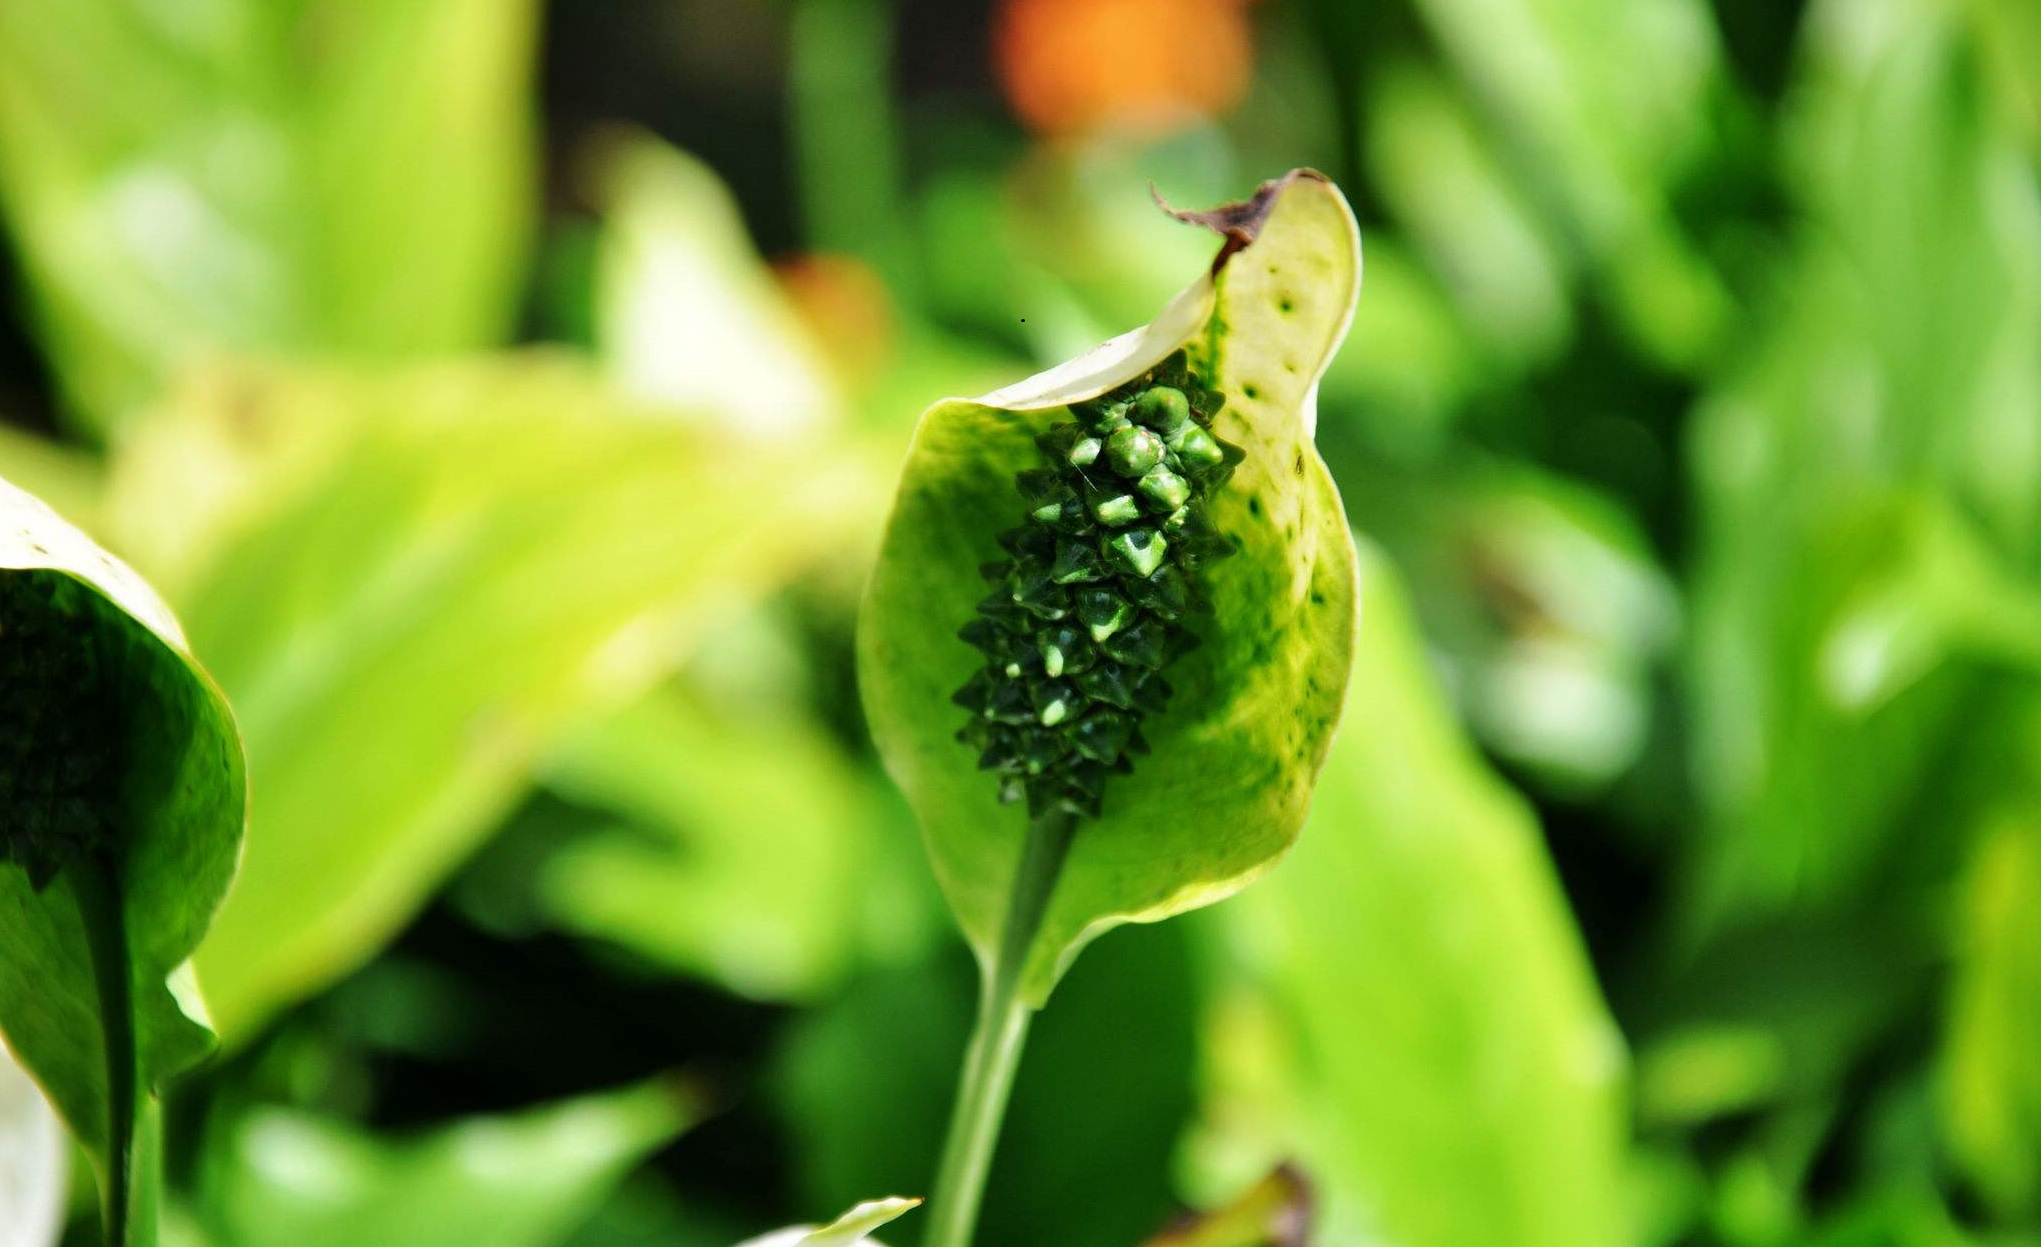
[995,0,1256,139]
[775,252,897,389]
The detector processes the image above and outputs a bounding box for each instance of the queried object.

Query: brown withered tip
[1152,170,1334,274]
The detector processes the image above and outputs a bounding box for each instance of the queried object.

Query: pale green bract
[859,171,1362,1002]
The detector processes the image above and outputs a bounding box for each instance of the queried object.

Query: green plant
[0,475,245,1247]
[860,171,1362,1247]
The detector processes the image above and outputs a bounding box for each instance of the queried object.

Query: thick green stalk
[70,852,147,1247]
[926,809,1078,1247]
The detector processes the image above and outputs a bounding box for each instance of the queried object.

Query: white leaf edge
[0,474,186,649]
[0,1041,67,1247]
[971,278,1215,412]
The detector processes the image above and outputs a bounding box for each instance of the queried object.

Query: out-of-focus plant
[588,134,845,439]
[0,477,245,1247]
[1192,543,1632,1246]
[93,356,880,1040]
[0,0,539,433]
[861,172,1360,1247]
[190,1077,698,1247]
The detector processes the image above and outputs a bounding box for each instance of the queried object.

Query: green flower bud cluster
[951,350,1243,819]
[0,575,124,890]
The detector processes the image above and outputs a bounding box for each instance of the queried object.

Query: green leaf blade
[1206,542,1632,1247]
[111,358,878,1040]
[0,476,246,1237]
[199,1078,696,1247]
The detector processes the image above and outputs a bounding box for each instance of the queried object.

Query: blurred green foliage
[0,0,2038,1244]
[1196,542,1630,1247]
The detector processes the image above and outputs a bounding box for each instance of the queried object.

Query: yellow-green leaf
[1942,813,2041,1216]
[99,356,877,1040]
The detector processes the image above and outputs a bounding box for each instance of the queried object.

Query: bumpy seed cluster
[952,349,1242,819]
[0,575,124,890]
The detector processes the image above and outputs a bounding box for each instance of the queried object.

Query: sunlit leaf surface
[99,357,878,1039]
[0,0,539,430]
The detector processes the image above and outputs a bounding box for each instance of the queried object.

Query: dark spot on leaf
[1279,297,1294,314]
[1243,384,1260,400]
[1247,497,1261,517]
[1293,452,1305,477]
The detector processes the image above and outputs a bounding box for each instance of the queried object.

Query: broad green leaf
[0,475,246,1240]
[0,0,538,431]
[0,1044,67,1247]
[1197,542,1630,1247]
[1942,814,2041,1217]
[859,171,1361,1002]
[196,1079,695,1247]
[734,1198,921,1247]
[98,356,879,1039]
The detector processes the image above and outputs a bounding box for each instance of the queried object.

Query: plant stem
[70,851,141,1247]
[925,809,1078,1247]
[930,808,1085,1247]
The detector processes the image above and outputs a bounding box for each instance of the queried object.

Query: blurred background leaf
[1190,543,1632,1247]
[104,356,880,1039]
[0,0,540,434]
[528,684,884,1003]
[192,1077,695,1247]
[1942,813,2041,1220]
